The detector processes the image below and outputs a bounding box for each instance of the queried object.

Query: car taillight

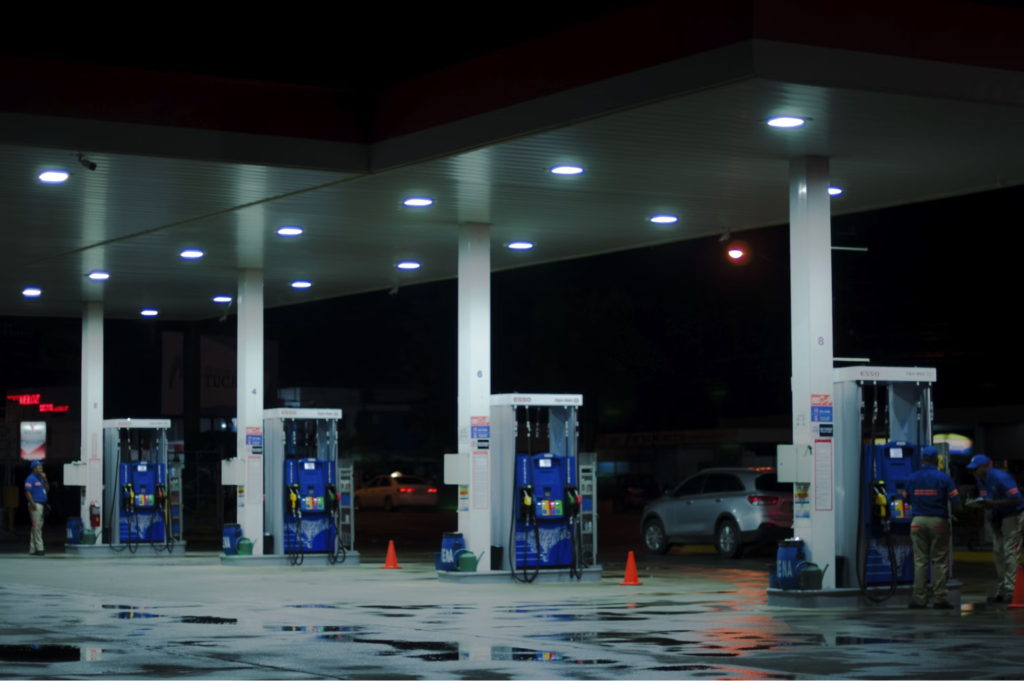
[398,488,414,493]
[747,495,779,506]
[427,488,437,493]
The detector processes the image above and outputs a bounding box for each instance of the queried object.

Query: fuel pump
[510,408,541,583]
[284,457,336,567]
[857,387,918,601]
[119,460,168,553]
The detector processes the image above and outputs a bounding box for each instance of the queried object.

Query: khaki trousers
[911,515,950,605]
[29,504,44,554]
[992,513,1024,597]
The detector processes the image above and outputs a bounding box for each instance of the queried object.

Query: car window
[674,475,707,497]
[704,474,745,493]
[396,476,426,484]
[755,474,792,493]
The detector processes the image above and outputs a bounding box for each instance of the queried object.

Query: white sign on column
[789,156,836,588]
[458,222,492,568]
[237,268,265,556]
[80,302,104,527]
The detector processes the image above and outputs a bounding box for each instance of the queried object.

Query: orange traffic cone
[381,540,403,570]
[619,551,643,586]
[1008,565,1024,609]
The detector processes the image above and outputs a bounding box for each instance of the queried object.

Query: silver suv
[641,468,793,558]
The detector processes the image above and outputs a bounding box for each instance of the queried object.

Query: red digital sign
[7,394,70,413]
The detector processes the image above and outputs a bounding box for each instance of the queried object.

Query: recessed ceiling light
[212,295,232,303]
[507,242,534,250]
[22,287,42,298]
[141,308,158,317]
[403,198,434,207]
[396,261,421,270]
[828,186,843,196]
[649,215,678,224]
[728,248,745,260]
[180,249,204,259]
[550,165,584,175]
[277,226,303,236]
[87,271,110,281]
[766,117,805,128]
[38,171,69,184]
[291,280,312,289]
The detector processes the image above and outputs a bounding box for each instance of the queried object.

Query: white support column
[458,222,492,568]
[790,156,836,589]
[236,268,265,556]
[80,302,104,527]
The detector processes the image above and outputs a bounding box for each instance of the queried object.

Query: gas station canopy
[3,2,1023,319]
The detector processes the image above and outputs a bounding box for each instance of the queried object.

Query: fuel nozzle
[564,485,582,516]
[519,485,534,519]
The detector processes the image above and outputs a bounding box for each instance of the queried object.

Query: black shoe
[933,602,956,610]
[987,594,1007,603]
[908,602,928,609]
[35,552,46,557]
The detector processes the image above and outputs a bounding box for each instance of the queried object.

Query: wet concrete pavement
[1,550,1022,680]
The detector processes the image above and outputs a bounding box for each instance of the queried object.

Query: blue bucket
[223,523,242,556]
[440,532,465,572]
[776,539,805,590]
[66,518,83,545]
[434,551,444,571]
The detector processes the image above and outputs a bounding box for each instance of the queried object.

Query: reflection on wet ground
[0,645,82,662]
[2,556,1021,679]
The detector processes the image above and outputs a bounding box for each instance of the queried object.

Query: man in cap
[904,446,962,609]
[968,454,1024,603]
[23,460,49,556]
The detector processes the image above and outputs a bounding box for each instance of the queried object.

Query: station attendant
[24,460,49,556]
[904,447,961,609]
[967,454,1024,603]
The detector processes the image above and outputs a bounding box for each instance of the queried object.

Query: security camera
[389,286,399,297]
[78,153,98,171]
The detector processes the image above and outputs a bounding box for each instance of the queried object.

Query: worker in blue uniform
[967,454,1024,603]
[24,460,49,556]
[904,447,962,609]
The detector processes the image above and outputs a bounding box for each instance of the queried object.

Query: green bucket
[236,538,254,556]
[81,530,98,545]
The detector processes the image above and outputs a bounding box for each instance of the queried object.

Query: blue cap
[921,446,939,459]
[966,454,991,470]
[30,460,43,469]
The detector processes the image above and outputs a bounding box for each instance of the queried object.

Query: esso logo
[859,370,881,378]
[513,397,532,403]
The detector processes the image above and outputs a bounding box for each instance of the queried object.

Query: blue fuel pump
[284,458,344,566]
[512,452,583,580]
[858,441,918,600]
[118,462,168,553]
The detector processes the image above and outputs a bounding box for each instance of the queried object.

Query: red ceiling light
[725,239,751,266]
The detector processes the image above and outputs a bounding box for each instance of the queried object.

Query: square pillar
[790,156,836,588]
[80,302,104,525]
[458,222,492,567]
[236,268,265,555]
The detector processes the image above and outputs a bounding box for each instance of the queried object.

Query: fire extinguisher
[90,503,101,529]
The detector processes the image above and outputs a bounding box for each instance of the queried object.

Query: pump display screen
[538,459,552,468]
[304,462,316,470]
[890,448,904,459]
